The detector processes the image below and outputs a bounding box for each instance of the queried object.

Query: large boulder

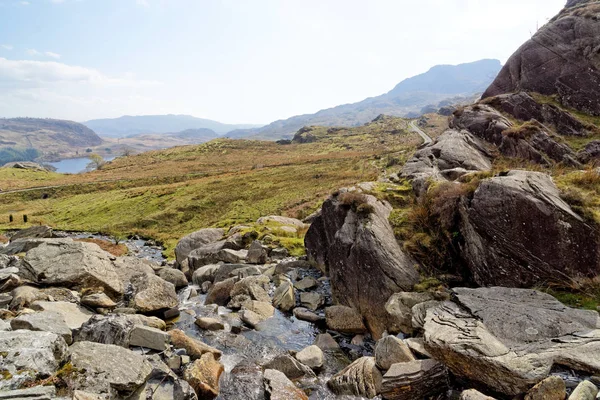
[483,1,600,116]
[459,170,600,286]
[305,192,419,338]
[327,357,382,398]
[21,241,123,297]
[263,369,308,400]
[183,353,224,399]
[174,228,224,265]
[128,273,178,313]
[10,311,73,344]
[424,287,600,396]
[380,359,448,400]
[10,225,54,241]
[30,301,93,330]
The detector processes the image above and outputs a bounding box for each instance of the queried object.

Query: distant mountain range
[227,59,502,140]
[83,114,261,138]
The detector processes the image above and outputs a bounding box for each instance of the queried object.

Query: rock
[81,292,116,308]
[404,337,432,358]
[230,275,270,303]
[22,241,123,297]
[125,314,166,330]
[239,309,265,329]
[459,170,600,287]
[241,300,274,319]
[219,249,248,264]
[384,292,436,335]
[256,216,306,228]
[192,264,220,285]
[168,329,221,360]
[30,301,93,330]
[294,276,318,291]
[375,336,415,371]
[156,268,189,289]
[205,277,236,306]
[224,232,244,250]
[424,287,600,395]
[263,369,308,400]
[129,273,178,313]
[525,376,566,400]
[569,381,599,400]
[10,226,53,241]
[10,311,73,344]
[112,256,156,282]
[213,263,248,283]
[293,307,324,324]
[9,286,49,310]
[195,317,225,331]
[325,305,366,334]
[270,247,289,260]
[0,237,71,256]
[76,314,135,347]
[274,259,311,275]
[68,341,152,397]
[305,192,419,338]
[483,2,600,116]
[327,357,382,398]
[300,292,324,311]
[411,300,441,331]
[129,325,170,351]
[380,359,448,400]
[264,353,316,381]
[2,161,48,171]
[0,386,57,399]
[295,345,324,370]
[314,333,340,351]
[183,353,224,399]
[201,281,212,294]
[460,389,497,400]
[272,280,295,312]
[41,287,79,303]
[0,330,68,388]
[175,228,225,265]
[247,241,268,264]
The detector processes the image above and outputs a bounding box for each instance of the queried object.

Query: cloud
[50,0,66,3]
[136,0,149,6]
[20,1,29,5]
[1,45,13,51]
[45,51,60,59]
[26,49,62,59]
[0,57,160,88]
[26,49,41,56]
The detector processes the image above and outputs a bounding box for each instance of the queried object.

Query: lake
[48,156,116,174]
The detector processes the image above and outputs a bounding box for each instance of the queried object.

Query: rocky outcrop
[305,192,419,338]
[424,287,600,396]
[459,170,600,286]
[483,1,600,116]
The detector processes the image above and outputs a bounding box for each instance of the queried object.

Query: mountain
[83,114,262,138]
[228,59,502,140]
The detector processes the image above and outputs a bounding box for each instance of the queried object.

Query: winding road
[408,119,433,145]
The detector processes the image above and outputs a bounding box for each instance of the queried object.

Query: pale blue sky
[0,0,565,124]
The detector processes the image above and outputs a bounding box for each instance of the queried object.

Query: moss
[542,289,599,311]
[414,277,444,292]
[0,369,12,380]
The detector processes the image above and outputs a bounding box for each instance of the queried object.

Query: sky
[0,0,566,125]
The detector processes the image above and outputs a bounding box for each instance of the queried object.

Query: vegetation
[0,147,40,166]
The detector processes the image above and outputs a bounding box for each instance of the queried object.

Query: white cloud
[44,51,60,59]
[1,45,13,51]
[136,0,149,6]
[50,0,66,3]
[26,49,62,59]
[20,1,30,5]
[26,49,41,56]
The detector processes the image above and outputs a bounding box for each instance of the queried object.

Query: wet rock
[156,268,189,289]
[205,277,237,306]
[293,307,324,324]
[230,275,270,303]
[380,359,448,400]
[294,276,318,291]
[0,330,68,389]
[384,292,436,335]
[569,381,598,400]
[129,273,178,313]
[129,325,170,350]
[201,281,212,294]
[192,264,220,285]
[183,352,224,400]
[263,369,308,400]
[525,376,566,400]
[328,356,382,398]
[305,192,419,338]
[460,389,497,400]
[424,287,600,395]
[68,341,152,397]
[325,305,366,334]
[195,317,225,331]
[375,335,415,371]
[239,309,265,329]
[81,292,116,309]
[241,300,275,319]
[247,241,269,264]
[10,311,73,344]
[264,353,316,381]
[174,228,225,265]
[168,329,221,360]
[300,292,324,311]
[30,300,93,330]
[295,345,324,370]
[272,280,295,312]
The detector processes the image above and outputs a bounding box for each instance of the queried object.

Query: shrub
[502,121,543,139]
[338,192,369,208]
[570,168,600,189]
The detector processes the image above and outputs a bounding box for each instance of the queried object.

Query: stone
[256,216,306,228]
[192,264,220,285]
[230,275,270,303]
[68,341,152,396]
[569,381,599,400]
[129,325,170,351]
[294,276,318,291]
[10,225,53,241]
[76,314,135,347]
[404,337,432,358]
[9,286,49,310]
[424,287,600,395]
[299,292,324,311]
[125,314,167,330]
[112,256,157,283]
[293,307,324,324]
[195,317,225,331]
[241,300,274,319]
[384,292,436,335]
[295,345,324,370]
[183,353,224,399]
[380,359,448,400]
[305,192,419,338]
[30,301,93,330]
[81,292,116,308]
[274,259,311,275]
[129,273,178,313]
[0,386,57,399]
[218,249,248,264]
[327,357,382,398]
[175,228,225,265]
[325,305,366,334]
[460,389,497,400]
[263,369,308,400]
[246,241,268,264]
[375,335,415,371]
[264,353,316,381]
[272,280,295,312]
[270,247,289,260]
[0,238,73,256]
[205,277,236,306]
[525,376,566,400]
[156,268,189,289]
[168,329,221,360]
[10,311,73,344]
[314,333,340,351]
[0,330,68,388]
[239,309,265,329]
[213,263,248,283]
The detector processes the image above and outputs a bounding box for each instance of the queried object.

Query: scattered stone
[568,381,598,400]
[81,292,116,309]
[293,307,324,324]
[328,357,382,398]
[375,335,415,371]
[195,317,225,331]
[274,259,311,275]
[270,248,289,260]
[129,273,178,313]
[192,264,220,285]
[163,307,180,320]
[168,329,221,360]
[325,305,366,334]
[205,277,236,306]
[10,311,73,344]
[30,301,93,330]
[183,353,224,400]
[129,325,170,351]
[9,286,49,310]
[380,359,448,400]
[273,280,296,312]
[175,228,225,265]
[247,241,268,264]
[76,314,135,347]
[314,333,340,351]
[525,376,566,400]
[156,268,189,289]
[263,369,308,400]
[264,353,316,381]
[294,276,318,291]
[241,300,275,319]
[300,292,324,311]
[295,345,324,370]
[230,275,270,303]
[10,225,53,241]
[239,309,265,329]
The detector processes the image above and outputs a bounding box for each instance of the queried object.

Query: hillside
[227,59,502,140]
[84,114,262,137]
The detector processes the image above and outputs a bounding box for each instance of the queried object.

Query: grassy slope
[0,118,420,257]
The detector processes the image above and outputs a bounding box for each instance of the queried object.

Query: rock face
[483,1,600,115]
[459,170,600,286]
[174,228,225,265]
[380,359,448,400]
[305,192,419,338]
[327,357,382,398]
[424,287,600,396]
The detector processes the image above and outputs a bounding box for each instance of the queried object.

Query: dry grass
[74,238,128,257]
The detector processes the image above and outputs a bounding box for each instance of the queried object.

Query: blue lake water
[48,156,116,174]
